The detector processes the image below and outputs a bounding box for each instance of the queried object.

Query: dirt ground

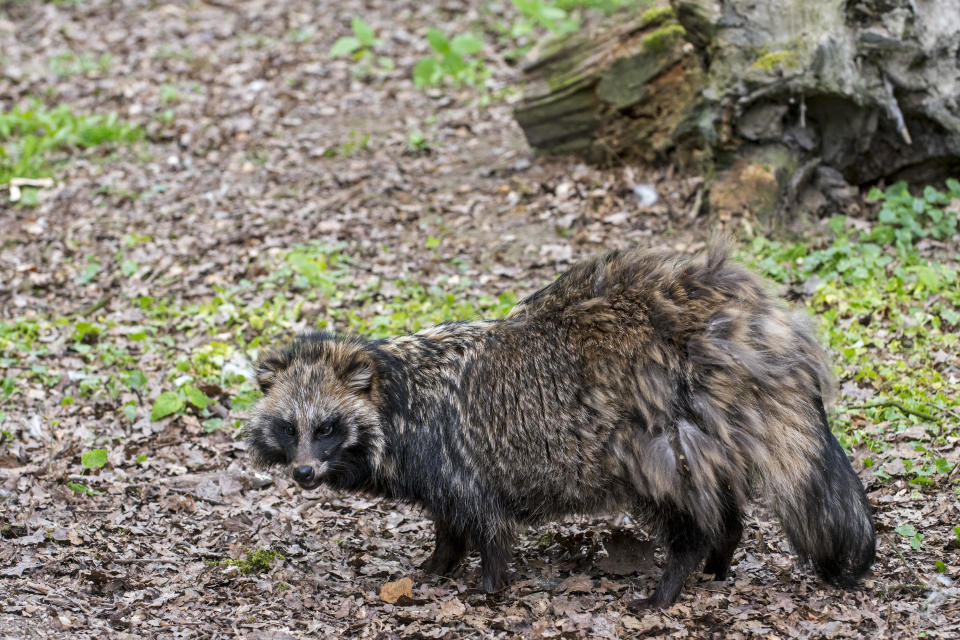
[1,1,958,638]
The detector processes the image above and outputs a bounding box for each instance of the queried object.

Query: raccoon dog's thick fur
[245,243,875,606]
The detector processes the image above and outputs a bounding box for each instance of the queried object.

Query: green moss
[640,6,674,27]
[218,548,285,575]
[752,50,799,72]
[641,24,686,54]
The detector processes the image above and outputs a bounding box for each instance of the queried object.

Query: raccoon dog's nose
[292,465,315,484]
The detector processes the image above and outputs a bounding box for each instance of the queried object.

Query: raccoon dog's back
[247,243,875,605]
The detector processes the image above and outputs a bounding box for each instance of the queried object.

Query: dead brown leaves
[0,0,958,638]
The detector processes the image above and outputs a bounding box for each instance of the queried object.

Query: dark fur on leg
[702,490,743,580]
[479,531,512,593]
[630,509,710,609]
[420,520,468,575]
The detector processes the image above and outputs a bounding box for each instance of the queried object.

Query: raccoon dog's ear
[255,350,292,393]
[339,354,375,394]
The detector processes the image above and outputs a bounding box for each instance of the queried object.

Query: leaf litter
[0,0,958,638]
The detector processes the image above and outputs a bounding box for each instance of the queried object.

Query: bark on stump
[513,0,960,222]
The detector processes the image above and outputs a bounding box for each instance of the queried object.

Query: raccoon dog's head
[245,333,385,491]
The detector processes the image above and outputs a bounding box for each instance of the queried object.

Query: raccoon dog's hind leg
[633,505,713,609]
[420,519,468,575]
[702,487,744,580]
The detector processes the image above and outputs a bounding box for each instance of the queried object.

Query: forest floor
[1,1,959,638]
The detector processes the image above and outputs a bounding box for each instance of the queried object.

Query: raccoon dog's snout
[292,465,316,486]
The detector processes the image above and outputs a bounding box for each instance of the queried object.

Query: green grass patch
[48,51,112,78]
[0,101,142,203]
[743,180,960,491]
[0,236,518,444]
[66,481,103,496]
[413,28,490,97]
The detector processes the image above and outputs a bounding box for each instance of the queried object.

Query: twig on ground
[108,557,185,564]
[845,401,938,421]
[886,535,929,590]
[296,498,326,515]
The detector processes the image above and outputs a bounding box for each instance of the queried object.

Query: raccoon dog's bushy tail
[687,243,875,587]
[767,398,876,586]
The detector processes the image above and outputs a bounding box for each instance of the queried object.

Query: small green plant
[150,380,214,422]
[66,481,103,496]
[330,17,379,57]
[159,85,180,105]
[150,392,184,421]
[894,524,923,550]
[154,44,194,61]
[511,0,579,35]
[80,448,108,470]
[406,129,431,154]
[228,384,261,412]
[329,18,393,76]
[535,530,557,548]
[322,129,371,158]
[48,51,112,77]
[413,29,489,93]
[203,417,225,433]
[286,27,315,44]
[1,377,20,403]
[75,258,101,285]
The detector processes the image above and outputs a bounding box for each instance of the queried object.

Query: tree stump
[513,0,960,222]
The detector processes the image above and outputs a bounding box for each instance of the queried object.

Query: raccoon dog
[245,243,875,606]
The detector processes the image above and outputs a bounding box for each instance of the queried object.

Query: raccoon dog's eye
[315,419,337,440]
[271,418,296,439]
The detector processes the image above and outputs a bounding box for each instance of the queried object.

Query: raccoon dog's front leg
[420,519,467,575]
[478,526,513,593]
[479,539,511,593]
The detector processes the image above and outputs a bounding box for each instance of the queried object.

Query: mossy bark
[514,8,703,165]
[513,0,960,222]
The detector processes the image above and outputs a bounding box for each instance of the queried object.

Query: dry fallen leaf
[620,614,643,630]
[379,577,413,604]
[436,597,466,622]
[557,574,594,594]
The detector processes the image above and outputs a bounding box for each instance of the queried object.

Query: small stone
[632,184,659,206]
